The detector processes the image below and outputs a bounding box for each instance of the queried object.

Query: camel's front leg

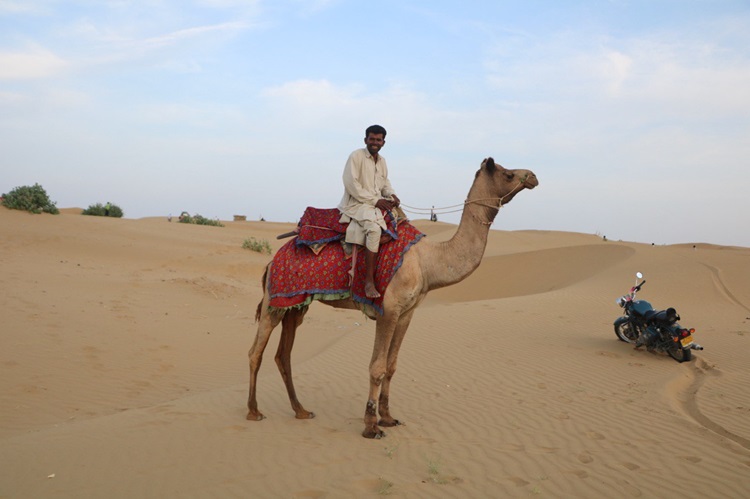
[247,308,282,421]
[275,308,315,419]
[377,309,415,427]
[362,318,398,439]
[363,381,386,439]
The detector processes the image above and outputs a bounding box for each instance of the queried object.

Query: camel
[247,157,538,438]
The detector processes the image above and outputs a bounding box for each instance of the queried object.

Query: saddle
[279,207,402,253]
[643,307,680,325]
[267,206,423,316]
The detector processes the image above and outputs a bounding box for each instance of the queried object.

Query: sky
[1,0,748,247]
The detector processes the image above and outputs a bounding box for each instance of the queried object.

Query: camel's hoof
[295,411,316,420]
[362,427,386,439]
[246,411,265,421]
[378,418,402,427]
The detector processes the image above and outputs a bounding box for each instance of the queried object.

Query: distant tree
[82,202,124,218]
[1,183,59,214]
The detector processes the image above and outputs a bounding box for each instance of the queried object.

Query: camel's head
[478,157,539,205]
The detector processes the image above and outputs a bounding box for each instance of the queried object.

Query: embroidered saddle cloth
[268,207,424,316]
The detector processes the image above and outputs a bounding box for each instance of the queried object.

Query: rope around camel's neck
[402,177,526,226]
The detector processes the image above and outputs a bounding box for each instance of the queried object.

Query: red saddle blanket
[268,207,424,316]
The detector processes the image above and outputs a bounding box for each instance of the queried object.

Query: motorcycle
[613,272,703,362]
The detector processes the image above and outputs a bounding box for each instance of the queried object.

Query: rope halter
[402,173,529,226]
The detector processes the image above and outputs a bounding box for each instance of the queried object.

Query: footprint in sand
[615,478,643,496]
[498,443,525,452]
[597,350,620,358]
[508,476,530,487]
[567,469,589,479]
[577,451,594,464]
[586,431,606,440]
[294,488,326,498]
[621,462,640,471]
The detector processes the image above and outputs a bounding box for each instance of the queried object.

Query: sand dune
[1,207,749,498]
[427,243,635,303]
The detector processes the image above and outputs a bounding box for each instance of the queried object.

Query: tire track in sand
[702,263,750,313]
[670,357,750,452]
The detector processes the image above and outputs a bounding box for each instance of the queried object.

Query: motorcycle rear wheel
[667,346,692,363]
[614,320,637,344]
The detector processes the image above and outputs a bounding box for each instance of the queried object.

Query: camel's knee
[274,352,289,375]
[248,334,271,371]
[255,301,264,323]
[369,371,386,386]
[248,352,263,373]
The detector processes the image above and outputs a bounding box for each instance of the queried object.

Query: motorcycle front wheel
[667,346,692,363]
[614,318,637,343]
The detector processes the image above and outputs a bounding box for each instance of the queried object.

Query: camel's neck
[423,178,499,290]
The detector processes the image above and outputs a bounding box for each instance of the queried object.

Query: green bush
[242,237,272,254]
[82,202,124,218]
[177,212,224,227]
[1,183,59,214]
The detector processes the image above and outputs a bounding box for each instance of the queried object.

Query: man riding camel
[338,124,402,298]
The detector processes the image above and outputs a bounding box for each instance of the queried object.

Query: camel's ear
[484,157,496,174]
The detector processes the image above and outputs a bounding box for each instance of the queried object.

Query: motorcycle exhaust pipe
[691,343,704,350]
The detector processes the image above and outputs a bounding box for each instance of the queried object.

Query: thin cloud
[0,0,51,15]
[137,21,251,49]
[0,47,67,80]
[292,0,340,15]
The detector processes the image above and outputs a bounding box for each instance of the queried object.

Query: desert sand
[1,206,749,498]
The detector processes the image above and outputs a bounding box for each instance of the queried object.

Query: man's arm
[376,159,399,209]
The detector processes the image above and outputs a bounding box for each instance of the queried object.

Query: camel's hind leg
[275,307,315,419]
[247,298,283,421]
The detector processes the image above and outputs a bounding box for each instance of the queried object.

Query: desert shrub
[178,212,224,227]
[1,183,59,214]
[82,202,124,218]
[242,237,272,254]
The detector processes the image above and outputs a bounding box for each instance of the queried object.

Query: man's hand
[375,198,394,211]
[375,195,400,212]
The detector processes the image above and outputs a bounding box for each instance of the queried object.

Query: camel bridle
[402,173,530,226]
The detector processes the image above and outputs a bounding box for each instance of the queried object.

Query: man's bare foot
[365,281,381,298]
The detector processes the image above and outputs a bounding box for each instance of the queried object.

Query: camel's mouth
[522,172,539,189]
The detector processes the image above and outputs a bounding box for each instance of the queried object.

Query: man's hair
[365,124,387,138]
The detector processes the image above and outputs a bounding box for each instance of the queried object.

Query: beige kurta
[338,148,397,252]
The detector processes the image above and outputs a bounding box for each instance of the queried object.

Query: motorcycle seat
[643,307,679,324]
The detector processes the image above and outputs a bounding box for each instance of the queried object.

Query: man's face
[364,133,385,156]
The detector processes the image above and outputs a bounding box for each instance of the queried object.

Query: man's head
[365,124,387,138]
[364,124,387,157]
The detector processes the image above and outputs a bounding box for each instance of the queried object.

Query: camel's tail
[255,265,270,323]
